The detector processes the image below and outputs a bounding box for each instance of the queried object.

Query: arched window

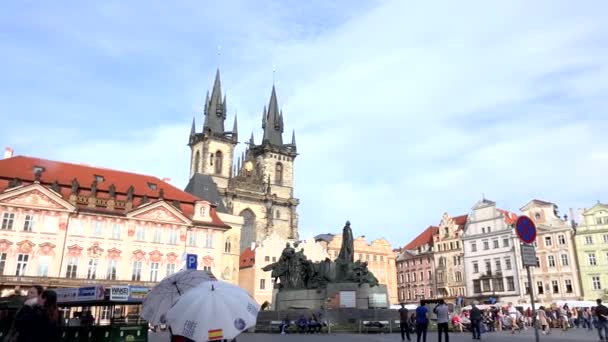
[275,210,280,219]
[224,239,231,253]
[209,153,214,166]
[194,151,200,173]
[239,209,256,252]
[215,151,223,174]
[275,163,283,185]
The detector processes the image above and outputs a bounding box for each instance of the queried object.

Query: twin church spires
[189,68,296,152]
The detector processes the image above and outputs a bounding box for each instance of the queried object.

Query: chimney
[4,147,13,159]
[162,177,172,183]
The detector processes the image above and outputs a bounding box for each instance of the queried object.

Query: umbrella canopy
[141,269,216,325]
[166,281,260,342]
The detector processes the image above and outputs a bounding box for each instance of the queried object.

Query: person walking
[595,298,608,342]
[470,302,482,340]
[433,299,449,342]
[398,303,411,341]
[415,301,428,342]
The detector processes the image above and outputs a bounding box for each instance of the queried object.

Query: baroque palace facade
[184,70,300,253]
[0,150,243,294]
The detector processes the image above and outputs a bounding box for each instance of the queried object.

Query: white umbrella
[166,280,260,342]
[141,269,216,325]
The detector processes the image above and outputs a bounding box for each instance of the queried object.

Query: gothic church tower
[186,70,299,252]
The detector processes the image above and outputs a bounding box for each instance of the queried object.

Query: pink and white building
[0,151,243,295]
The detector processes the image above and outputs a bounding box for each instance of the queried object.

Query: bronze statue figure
[108,184,116,198]
[262,221,379,290]
[71,178,80,195]
[337,221,354,263]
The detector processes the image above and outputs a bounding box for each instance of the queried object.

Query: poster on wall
[339,291,356,308]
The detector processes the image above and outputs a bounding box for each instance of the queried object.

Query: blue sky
[1,1,607,248]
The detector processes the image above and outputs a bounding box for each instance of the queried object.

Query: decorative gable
[16,240,35,253]
[149,250,163,262]
[0,184,74,211]
[87,243,104,257]
[107,248,122,259]
[38,242,56,256]
[67,245,83,257]
[0,239,13,252]
[129,202,190,224]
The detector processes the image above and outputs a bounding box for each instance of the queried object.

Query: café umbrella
[141,269,216,325]
[166,280,260,342]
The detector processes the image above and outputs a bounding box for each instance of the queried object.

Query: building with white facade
[463,199,522,304]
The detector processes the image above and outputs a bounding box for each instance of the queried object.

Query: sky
[1,1,607,248]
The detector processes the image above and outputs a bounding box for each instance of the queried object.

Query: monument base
[274,282,389,310]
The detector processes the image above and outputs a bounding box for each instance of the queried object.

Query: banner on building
[128,286,150,301]
[56,285,105,303]
[110,285,130,301]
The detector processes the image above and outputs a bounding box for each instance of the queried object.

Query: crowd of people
[398,298,608,342]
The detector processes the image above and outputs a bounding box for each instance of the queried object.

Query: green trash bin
[110,324,147,342]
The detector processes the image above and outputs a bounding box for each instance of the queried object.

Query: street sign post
[521,244,537,267]
[516,215,540,342]
[186,254,198,270]
[516,216,537,243]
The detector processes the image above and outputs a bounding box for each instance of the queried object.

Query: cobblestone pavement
[150,327,603,341]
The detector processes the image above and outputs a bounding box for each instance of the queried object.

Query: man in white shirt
[433,299,450,342]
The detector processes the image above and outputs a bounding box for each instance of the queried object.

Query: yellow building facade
[316,233,398,304]
[573,201,608,300]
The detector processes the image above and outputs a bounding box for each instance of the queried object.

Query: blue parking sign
[187,254,198,270]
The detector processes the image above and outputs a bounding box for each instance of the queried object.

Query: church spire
[203,68,226,134]
[262,85,284,146]
[291,129,297,151]
[231,112,238,142]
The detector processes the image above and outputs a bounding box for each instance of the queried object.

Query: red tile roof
[240,247,255,268]
[497,209,518,225]
[452,214,468,226]
[0,155,228,228]
[403,225,438,250]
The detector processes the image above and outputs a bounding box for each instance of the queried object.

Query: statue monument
[262,221,386,310]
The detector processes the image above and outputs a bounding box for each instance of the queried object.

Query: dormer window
[95,175,104,183]
[32,166,45,174]
[147,182,157,190]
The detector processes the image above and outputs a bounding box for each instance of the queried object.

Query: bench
[360,320,390,333]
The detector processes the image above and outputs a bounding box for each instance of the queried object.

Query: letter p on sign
[187,254,198,270]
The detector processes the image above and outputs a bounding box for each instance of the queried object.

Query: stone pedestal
[274,282,389,310]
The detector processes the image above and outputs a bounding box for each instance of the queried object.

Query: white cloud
[2,0,608,248]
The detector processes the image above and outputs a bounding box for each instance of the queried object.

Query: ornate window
[214,151,223,174]
[194,150,200,173]
[209,153,214,166]
[275,163,283,185]
[224,240,231,253]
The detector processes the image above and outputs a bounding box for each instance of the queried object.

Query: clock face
[244,161,254,172]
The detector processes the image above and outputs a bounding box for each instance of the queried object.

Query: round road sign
[516,215,537,244]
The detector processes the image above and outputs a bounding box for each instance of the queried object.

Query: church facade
[185,70,300,252]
